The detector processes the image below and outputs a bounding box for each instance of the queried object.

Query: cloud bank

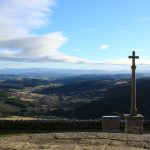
[0,0,93,64]
[0,0,150,66]
[0,0,109,65]
[0,32,98,64]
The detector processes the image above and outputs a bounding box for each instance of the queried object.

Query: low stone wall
[0,119,149,131]
[143,120,150,130]
[0,120,102,131]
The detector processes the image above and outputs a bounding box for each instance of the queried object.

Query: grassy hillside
[35,77,150,119]
[0,74,150,120]
[72,79,150,119]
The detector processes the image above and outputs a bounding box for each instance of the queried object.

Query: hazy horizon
[0,67,150,75]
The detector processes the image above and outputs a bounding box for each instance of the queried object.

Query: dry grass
[0,116,37,120]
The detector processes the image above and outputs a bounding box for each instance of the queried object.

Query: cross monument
[124,51,144,134]
[128,51,139,116]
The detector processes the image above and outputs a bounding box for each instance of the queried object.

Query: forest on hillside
[0,74,149,119]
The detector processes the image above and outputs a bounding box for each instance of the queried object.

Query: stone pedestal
[102,116,120,131]
[124,114,144,134]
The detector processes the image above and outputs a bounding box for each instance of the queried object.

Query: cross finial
[128,51,139,66]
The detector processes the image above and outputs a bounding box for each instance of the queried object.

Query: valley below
[0,72,150,119]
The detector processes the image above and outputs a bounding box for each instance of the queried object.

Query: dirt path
[0,132,149,150]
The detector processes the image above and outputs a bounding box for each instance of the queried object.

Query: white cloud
[0,36,150,65]
[0,0,55,40]
[0,32,98,64]
[0,0,111,65]
[99,44,109,50]
[0,0,105,65]
[0,1,150,67]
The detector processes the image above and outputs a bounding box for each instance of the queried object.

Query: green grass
[0,102,20,112]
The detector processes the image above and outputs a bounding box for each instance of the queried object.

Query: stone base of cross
[124,114,144,134]
[124,51,144,134]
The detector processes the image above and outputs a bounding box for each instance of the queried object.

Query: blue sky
[0,0,150,71]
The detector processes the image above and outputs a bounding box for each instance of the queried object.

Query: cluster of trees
[38,78,150,120]
[70,79,150,119]
[0,78,51,90]
[36,80,110,96]
[0,76,150,120]
[0,92,39,116]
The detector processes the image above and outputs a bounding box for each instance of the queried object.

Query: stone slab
[124,114,144,134]
[102,116,120,131]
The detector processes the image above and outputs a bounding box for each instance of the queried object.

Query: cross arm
[128,56,139,59]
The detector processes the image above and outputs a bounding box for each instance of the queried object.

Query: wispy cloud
[0,0,104,65]
[0,0,93,64]
[0,0,55,40]
[0,32,100,64]
[99,44,109,50]
[0,1,150,67]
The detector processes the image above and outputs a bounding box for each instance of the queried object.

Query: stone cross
[128,51,139,116]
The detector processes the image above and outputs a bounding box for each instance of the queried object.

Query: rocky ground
[0,132,150,150]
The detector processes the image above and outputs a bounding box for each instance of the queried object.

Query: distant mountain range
[0,68,129,74]
[0,68,149,79]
